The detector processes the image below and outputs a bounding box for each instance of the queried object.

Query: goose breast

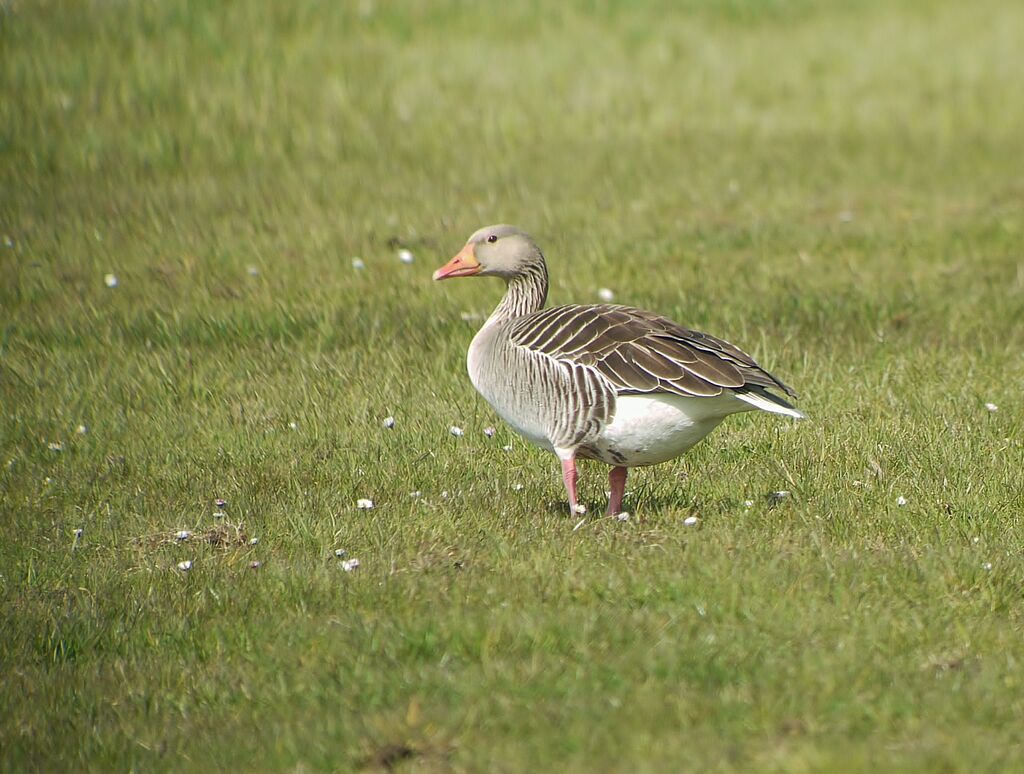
[468,321,616,453]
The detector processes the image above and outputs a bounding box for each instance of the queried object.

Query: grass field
[3,0,1024,770]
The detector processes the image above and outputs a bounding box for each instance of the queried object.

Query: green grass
[3,0,1024,770]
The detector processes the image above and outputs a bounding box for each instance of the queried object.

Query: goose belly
[582,393,747,467]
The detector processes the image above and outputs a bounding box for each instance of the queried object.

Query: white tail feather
[734,390,805,419]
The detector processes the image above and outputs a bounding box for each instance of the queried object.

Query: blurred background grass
[2,0,1024,770]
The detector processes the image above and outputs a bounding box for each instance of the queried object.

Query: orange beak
[432,243,481,281]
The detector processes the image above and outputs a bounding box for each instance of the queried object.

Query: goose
[433,224,803,517]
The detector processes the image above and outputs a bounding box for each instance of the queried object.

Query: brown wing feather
[509,304,797,400]
[630,346,688,381]
[600,350,660,392]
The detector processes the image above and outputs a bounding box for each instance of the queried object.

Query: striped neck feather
[487,261,548,323]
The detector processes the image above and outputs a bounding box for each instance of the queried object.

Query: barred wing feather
[509,304,798,403]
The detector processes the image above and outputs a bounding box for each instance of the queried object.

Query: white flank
[588,393,737,467]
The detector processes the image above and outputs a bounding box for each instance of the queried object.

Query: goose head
[433,224,544,281]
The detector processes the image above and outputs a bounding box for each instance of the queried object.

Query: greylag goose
[433,224,803,517]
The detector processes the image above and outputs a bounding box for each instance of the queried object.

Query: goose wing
[508,304,798,403]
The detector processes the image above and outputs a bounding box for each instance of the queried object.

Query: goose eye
[486,234,498,243]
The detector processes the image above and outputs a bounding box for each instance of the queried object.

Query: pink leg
[560,457,582,514]
[606,466,628,515]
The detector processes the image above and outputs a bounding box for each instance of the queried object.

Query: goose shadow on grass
[537,493,780,519]
[538,497,704,518]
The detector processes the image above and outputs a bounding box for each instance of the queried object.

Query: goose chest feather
[434,224,804,517]
[466,318,561,453]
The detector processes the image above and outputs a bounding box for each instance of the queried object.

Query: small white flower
[44,477,53,485]
[3,235,13,248]
[971,536,980,544]
[483,427,496,438]
[247,265,259,276]
[598,288,615,302]
[896,496,908,507]
[334,548,347,558]
[288,420,299,430]
[175,530,192,541]
[47,441,64,452]
[743,499,754,508]
[502,445,513,452]
[512,483,524,491]
[449,426,464,437]
[441,490,449,499]
[985,403,998,412]
[382,416,396,429]
[409,490,421,498]
[249,537,259,545]
[177,560,192,571]
[75,424,88,435]
[356,498,374,509]
[398,248,414,264]
[615,512,630,522]
[340,558,360,572]
[351,257,365,270]
[213,510,226,519]
[683,515,700,527]
[104,273,119,288]
[982,562,993,571]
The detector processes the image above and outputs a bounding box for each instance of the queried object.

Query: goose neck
[488,263,548,324]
